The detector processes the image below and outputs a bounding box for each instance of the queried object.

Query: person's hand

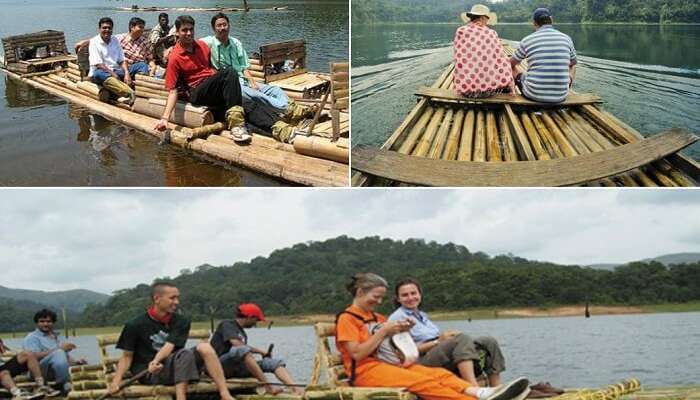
[439,330,459,341]
[76,358,88,365]
[60,342,77,352]
[108,378,122,394]
[148,360,163,374]
[154,118,168,132]
[124,74,133,87]
[248,78,259,90]
[382,320,413,336]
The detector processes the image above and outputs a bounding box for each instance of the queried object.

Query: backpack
[335,310,419,385]
[368,322,419,367]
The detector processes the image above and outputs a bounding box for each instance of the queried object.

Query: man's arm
[243,69,258,90]
[228,338,266,355]
[155,89,178,131]
[108,351,134,394]
[569,64,576,88]
[122,59,132,85]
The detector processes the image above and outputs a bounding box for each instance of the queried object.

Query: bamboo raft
[2,327,699,400]
[351,42,700,187]
[1,31,348,187]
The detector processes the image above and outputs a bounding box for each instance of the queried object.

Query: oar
[97,369,150,400]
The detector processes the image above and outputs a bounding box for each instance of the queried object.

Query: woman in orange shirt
[335,273,529,400]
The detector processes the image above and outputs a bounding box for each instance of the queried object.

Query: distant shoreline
[2,302,699,338]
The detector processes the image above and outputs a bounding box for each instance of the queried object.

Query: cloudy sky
[1,189,698,294]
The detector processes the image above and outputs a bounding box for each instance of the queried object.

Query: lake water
[4,312,699,388]
[0,0,348,186]
[351,23,700,161]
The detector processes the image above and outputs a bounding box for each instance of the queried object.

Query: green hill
[79,236,700,327]
[0,286,109,312]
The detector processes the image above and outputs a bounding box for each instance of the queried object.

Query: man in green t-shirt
[108,283,234,400]
[201,12,315,136]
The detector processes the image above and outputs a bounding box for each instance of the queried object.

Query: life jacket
[335,310,419,385]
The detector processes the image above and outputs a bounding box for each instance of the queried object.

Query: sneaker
[230,126,252,143]
[35,386,61,398]
[12,389,44,400]
[479,377,530,400]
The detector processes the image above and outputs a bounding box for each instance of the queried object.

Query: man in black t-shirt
[210,303,303,395]
[108,282,234,400]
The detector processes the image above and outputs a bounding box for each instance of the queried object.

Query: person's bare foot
[265,385,283,395]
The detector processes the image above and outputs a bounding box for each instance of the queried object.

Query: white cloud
[1,189,697,293]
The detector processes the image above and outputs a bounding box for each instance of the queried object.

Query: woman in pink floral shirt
[453,5,514,98]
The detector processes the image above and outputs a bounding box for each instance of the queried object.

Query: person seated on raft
[108,282,234,400]
[389,278,506,388]
[149,13,175,69]
[509,8,577,104]
[22,309,87,395]
[201,13,316,143]
[152,15,250,142]
[0,339,60,400]
[336,272,529,400]
[209,303,304,395]
[453,5,514,98]
[115,17,157,79]
[87,17,136,103]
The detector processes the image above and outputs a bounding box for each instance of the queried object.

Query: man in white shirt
[88,17,134,101]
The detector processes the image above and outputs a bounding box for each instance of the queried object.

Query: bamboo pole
[472,110,486,161]
[531,113,563,158]
[457,110,475,161]
[413,107,445,157]
[497,111,518,161]
[540,112,577,157]
[5,69,347,186]
[397,107,435,155]
[519,112,550,160]
[293,135,349,164]
[428,108,453,159]
[568,110,652,186]
[575,108,675,186]
[443,109,464,160]
[501,105,533,161]
[485,110,501,161]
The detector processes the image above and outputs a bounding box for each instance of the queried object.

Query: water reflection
[4,76,65,108]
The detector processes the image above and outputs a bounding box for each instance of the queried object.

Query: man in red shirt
[154,15,248,141]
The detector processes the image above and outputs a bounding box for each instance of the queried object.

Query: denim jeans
[241,82,289,129]
[91,62,149,84]
[40,350,70,384]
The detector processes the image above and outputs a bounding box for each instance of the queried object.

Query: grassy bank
[2,302,699,338]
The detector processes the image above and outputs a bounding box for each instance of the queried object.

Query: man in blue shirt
[510,8,577,103]
[22,309,86,394]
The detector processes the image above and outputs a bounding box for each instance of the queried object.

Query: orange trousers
[354,362,476,400]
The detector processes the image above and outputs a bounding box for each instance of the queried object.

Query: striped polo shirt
[511,25,577,103]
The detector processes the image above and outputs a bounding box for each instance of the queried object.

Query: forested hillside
[76,236,700,327]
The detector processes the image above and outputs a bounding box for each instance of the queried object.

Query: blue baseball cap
[533,8,551,20]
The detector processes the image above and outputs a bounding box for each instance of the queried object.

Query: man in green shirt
[108,282,234,400]
[202,13,313,135]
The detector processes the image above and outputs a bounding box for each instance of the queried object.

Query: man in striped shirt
[510,8,577,103]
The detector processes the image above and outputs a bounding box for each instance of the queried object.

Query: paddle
[97,369,150,400]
